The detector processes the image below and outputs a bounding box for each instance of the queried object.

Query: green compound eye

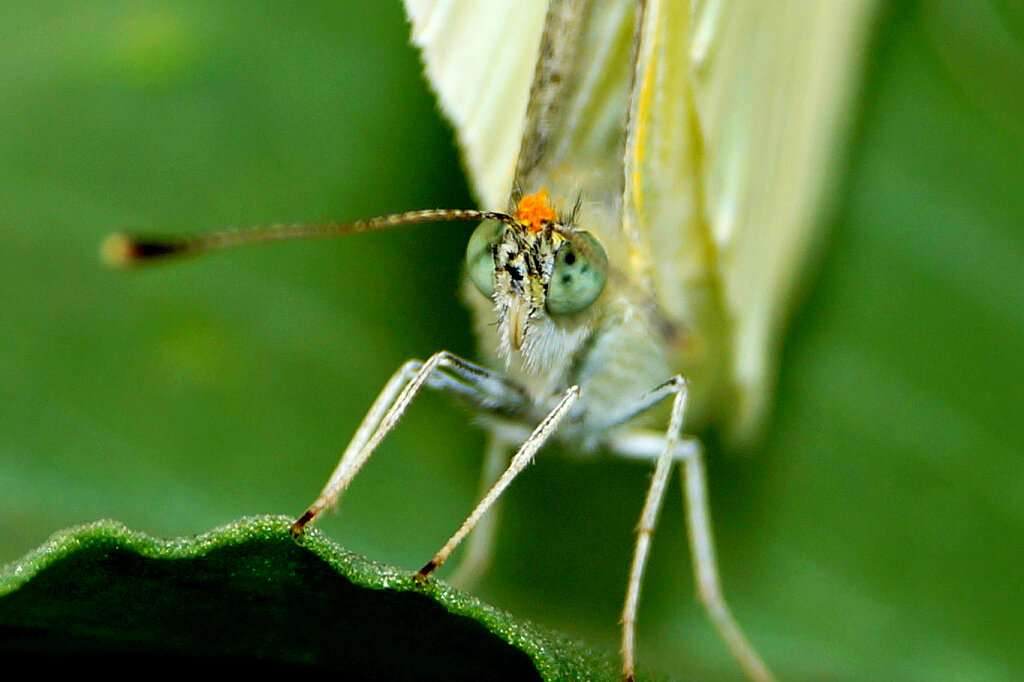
[546,231,607,315]
[465,220,503,297]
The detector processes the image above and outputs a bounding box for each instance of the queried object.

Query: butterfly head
[465,189,608,362]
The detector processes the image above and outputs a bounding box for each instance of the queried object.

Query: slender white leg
[682,443,774,681]
[610,378,774,682]
[620,377,687,681]
[447,436,511,588]
[416,385,581,580]
[292,351,524,533]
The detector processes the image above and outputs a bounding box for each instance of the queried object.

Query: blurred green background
[2,2,1023,680]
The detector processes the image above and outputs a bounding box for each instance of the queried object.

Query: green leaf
[0,516,619,680]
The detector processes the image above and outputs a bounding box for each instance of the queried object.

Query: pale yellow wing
[509,0,635,214]
[403,0,547,209]
[405,0,637,222]
[624,0,877,441]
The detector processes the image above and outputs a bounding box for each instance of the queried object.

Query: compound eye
[545,231,607,315]
[465,220,503,297]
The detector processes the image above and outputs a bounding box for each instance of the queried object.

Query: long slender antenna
[102,208,515,268]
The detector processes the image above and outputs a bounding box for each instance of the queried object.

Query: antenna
[102,208,516,268]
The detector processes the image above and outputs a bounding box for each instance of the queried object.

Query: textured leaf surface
[0,516,618,679]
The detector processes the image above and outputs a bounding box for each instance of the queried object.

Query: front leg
[416,385,581,580]
[292,350,526,534]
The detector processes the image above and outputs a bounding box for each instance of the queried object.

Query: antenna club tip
[101,232,189,267]
[101,232,138,268]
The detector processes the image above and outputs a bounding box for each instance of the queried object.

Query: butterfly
[104,0,874,678]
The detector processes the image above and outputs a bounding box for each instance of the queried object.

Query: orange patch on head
[514,188,557,233]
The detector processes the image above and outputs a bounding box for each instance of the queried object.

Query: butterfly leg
[446,435,512,588]
[678,437,774,681]
[415,385,580,580]
[291,350,526,534]
[610,376,689,681]
[608,377,773,682]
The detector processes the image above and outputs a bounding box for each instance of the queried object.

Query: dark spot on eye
[564,251,576,265]
[561,274,572,285]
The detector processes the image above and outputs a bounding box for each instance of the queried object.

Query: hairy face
[465,190,609,366]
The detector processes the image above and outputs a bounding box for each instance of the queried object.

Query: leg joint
[398,358,425,375]
[651,374,687,394]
